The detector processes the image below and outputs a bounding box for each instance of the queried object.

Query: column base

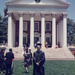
[18,46,23,50]
[41,46,46,49]
[7,46,13,49]
[29,46,35,50]
[19,45,23,47]
[51,46,56,49]
[62,46,67,48]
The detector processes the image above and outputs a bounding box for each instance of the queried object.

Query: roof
[5,0,70,8]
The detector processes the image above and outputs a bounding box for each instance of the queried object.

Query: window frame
[23,22,27,31]
[45,22,51,31]
[34,22,39,31]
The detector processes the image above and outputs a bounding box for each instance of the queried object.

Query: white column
[41,14,45,49]
[12,20,15,47]
[30,14,34,48]
[52,14,56,48]
[63,14,67,47]
[8,13,13,47]
[19,13,23,47]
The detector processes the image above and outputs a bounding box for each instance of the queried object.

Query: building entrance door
[23,37,26,46]
[34,37,39,44]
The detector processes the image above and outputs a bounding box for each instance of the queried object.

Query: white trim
[45,22,51,31]
[34,22,39,31]
[34,32,40,37]
[23,22,27,31]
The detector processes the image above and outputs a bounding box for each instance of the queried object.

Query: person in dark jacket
[1,49,6,71]
[5,48,14,75]
[29,49,32,67]
[33,42,45,75]
[0,49,3,74]
[23,50,30,74]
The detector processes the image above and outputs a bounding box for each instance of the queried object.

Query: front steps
[43,48,74,59]
[5,47,74,59]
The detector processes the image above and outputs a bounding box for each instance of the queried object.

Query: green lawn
[1,60,75,75]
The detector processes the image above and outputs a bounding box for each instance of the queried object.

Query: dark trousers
[6,64,12,75]
[0,62,3,72]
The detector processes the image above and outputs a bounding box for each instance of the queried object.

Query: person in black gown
[23,50,30,74]
[0,49,4,74]
[33,42,45,75]
[5,48,14,75]
[29,49,32,67]
[2,49,6,71]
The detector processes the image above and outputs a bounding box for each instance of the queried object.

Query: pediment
[6,0,70,7]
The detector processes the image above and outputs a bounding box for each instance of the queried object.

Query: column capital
[52,13,56,17]
[19,12,24,17]
[63,13,67,18]
[40,13,45,17]
[7,12,12,16]
[30,13,35,17]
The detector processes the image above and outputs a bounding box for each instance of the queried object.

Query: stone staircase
[5,47,74,59]
[43,48,74,58]
[5,47,24,59]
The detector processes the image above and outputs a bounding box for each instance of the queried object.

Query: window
[34,22,39,31]
[23,22,27,31]
[34,37,39,44]
[46,37,50,45]
[45,22,51,31]
[23,37,26,45]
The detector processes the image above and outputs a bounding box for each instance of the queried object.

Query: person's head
[26,50,28,53]
[9,48,12,52]
[2,49,5,53]
[36,42,42,50]
[29,49,31,53]
[46,42,48,45]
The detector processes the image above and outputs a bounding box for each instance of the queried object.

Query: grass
[1,60,75,75]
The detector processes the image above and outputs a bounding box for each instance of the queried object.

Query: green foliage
[0,14,7,43]
[67,18,75,45]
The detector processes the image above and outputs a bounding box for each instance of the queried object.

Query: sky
[0,0,75,22]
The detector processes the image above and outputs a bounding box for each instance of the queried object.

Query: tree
[0,14,7,43]
[67,18,75,45]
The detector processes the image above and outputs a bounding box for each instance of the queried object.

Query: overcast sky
[0,0,75,22]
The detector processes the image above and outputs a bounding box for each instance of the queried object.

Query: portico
[6,0,70,49]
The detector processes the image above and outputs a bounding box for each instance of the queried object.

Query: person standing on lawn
[33,42,45,75]
[0,49,4,74]
[11,50,14,74]
[1,49,6,71]
[5,48,14,75]
[23,50,30,74]
[28,49,32,67]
